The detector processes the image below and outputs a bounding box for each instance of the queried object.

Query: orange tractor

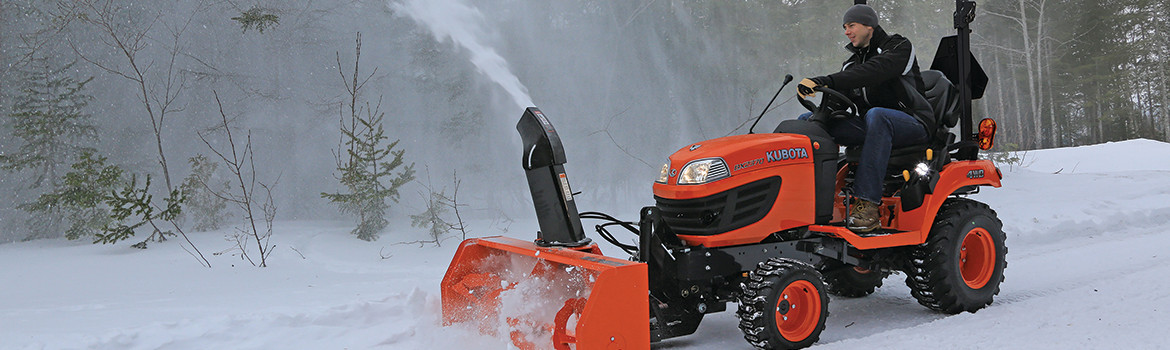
[442,1,1004,349]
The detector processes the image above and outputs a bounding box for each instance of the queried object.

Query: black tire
[738,258,829,349]
[820,261,887,298]
[905,198,1007,314]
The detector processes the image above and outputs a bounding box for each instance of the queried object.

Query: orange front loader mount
[441,237,649,350]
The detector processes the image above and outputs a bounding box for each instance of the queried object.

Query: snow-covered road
[3,139,1170,349]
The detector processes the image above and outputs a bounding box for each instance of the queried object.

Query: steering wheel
[798,86,860,125]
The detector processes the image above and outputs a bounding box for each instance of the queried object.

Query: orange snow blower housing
[442,108,652,350]
[441,236,648,349]
[443,2,1004,349]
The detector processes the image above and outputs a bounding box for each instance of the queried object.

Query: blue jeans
[799,108,928,204]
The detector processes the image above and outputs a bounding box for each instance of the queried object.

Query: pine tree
[1,57,97,188]
[410,171,468,246]
[231,5,280,34]
[19,151,124,241]
[179,155,230,232]
[322,33,416,241]
[411,190,453,246]
[323,101,415,241]
[97,174,186,248]
[1,57,98,239]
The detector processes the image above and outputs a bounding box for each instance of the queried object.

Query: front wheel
[905,198,1007,314]
[738,258,829,349]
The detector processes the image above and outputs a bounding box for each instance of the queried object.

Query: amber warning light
[977,118,997,150]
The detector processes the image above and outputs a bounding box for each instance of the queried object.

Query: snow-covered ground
[4,139,1170,349]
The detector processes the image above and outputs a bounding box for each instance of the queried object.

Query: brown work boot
[846,199,881,233]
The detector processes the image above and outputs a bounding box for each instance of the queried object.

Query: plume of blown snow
[392,0,535,111]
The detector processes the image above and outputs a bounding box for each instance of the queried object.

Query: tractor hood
[669,134,814,176]
[658,133,820,186]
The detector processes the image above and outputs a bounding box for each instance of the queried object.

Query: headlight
[914,162,931,177]
[677,158,730,185]
[656,161,670,184]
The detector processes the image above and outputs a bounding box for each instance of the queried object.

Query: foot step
[810,224,906,238]
[856,228,903,237]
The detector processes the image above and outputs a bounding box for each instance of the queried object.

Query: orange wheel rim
[960,228,996,289]
[774,280,821,342]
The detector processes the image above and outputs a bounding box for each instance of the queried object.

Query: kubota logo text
[766,148,809,163]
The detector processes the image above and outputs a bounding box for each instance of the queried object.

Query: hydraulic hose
[579,211,640,256]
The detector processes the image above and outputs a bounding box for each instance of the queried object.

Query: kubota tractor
[441,1,1003,349]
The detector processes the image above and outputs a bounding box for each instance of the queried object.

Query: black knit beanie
[843,4,879,27]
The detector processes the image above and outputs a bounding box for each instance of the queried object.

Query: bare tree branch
[725,94,796,136]
[58,0,205,192]
[587,105,653,169]
[198,91,276,267]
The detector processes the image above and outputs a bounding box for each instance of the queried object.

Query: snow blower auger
[442,2,1004,349]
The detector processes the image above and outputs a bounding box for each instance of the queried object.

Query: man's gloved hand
[798,78,820,98]
[798,77,832,99]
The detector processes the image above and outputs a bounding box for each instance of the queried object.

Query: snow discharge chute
[441,108,649,349]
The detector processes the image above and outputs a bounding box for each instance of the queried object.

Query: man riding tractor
[441,2,1004,349]
[797,4,935,233]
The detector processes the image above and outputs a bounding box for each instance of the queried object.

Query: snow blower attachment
[441,108,650,349]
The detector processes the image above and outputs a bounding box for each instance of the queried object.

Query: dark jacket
[816,26,935,134]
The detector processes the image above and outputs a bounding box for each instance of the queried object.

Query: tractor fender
[902,160,1001,241]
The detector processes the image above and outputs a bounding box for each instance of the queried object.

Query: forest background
[1,0,1165,243]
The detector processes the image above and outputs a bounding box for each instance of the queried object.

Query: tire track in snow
[55,288,503,350]
[805,225,1170,349]
[990,226,1170,306]
[668,207,1170,349]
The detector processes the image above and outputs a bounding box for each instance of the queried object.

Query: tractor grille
[654,177,782,236]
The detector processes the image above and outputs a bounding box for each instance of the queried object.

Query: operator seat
[921,70,961,138]
[843,69,959,171]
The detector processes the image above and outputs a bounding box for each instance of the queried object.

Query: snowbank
[1012,138,1170,173]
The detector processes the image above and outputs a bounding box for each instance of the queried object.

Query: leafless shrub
[198,91,277,267]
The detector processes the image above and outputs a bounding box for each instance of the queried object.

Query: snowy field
[4,139,1170,349]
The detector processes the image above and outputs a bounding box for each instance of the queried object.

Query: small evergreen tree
[410,170,468,246]
[19,151,123,241]
[231,6,280,34]
[179,155,230,232]
[0,57,98,239]
[0,58,97,186]
[322,33,415,241]
[97,174,186,248]
[323,103,415,241]
[411,191,453,245]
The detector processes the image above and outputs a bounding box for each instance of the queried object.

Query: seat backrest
[921,70,960,128]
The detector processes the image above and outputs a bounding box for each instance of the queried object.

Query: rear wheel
[820,261,886,298]
[738,258,828,349]
[905,198,1007,314]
